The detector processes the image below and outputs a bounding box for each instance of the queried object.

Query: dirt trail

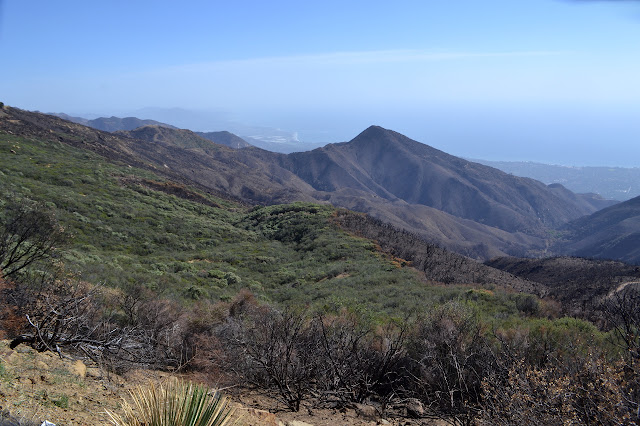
[609,281,640,297]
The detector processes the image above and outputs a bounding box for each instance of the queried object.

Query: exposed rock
[1,409,24,426]
[86,367,102,378]
[70,360,86,378]
[285,421,315,426]
[1,350,17,363]
[236,407,279,426]
[355,403,380,421]
[19,376,35,385]
[405,398,425,418]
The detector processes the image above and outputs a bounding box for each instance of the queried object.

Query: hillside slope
[116,125,229,151]
[486,256,640,315]
[116,125,253,150]
[52,113,177,132]
[197,130,253,149]
[555,195,640,264]
[0,107,620,261]
[1,107,317,205]
[0,109,545,314]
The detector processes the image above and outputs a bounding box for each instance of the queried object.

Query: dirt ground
[0,340,444,425]
[0,339,174,425]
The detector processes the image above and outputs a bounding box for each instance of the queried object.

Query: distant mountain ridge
[54,113,253,150]
[51,113,177,132]
[0,107,624,261]
[116,126,235,152]
[53,111,310,153]
[472,159,640,201]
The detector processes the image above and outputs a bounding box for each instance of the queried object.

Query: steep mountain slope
[197,130,253,149]
[278,126,614,236]
[0,107,316,205]
[314,191,545,259]
[52,113,177,132]
[0,108,529,258]
[554,195,640,264]
[116,125,226,151]
[0,107,620,261]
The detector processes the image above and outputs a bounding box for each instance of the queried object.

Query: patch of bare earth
[0,341,441,425]
[231,389,448,426]
[0,340,135,424]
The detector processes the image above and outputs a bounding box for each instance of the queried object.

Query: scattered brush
[107,378,234,426]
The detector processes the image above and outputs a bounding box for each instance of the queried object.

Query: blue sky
[2,1,640,165]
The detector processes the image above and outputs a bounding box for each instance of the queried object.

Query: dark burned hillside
[486,256,640,315]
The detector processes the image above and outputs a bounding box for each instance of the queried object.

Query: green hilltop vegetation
[0,131,537,320]
[2,123,612,333]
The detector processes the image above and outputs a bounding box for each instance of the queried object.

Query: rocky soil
[0,341,441,425]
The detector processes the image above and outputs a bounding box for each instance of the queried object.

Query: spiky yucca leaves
[107,378,234,426]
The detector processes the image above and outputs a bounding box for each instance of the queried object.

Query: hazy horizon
[51,105,640,168]
[2,1,640,167]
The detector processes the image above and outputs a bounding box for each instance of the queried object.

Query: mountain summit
[279,125,612,236]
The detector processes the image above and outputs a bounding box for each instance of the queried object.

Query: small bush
[52,394,69,409]
[514,293,539,316]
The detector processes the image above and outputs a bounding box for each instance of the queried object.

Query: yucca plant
[107,378,234,426]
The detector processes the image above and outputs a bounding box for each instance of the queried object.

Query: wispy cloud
[28,47,632,114]
[166,49,568,72]
[93,47,632,113]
